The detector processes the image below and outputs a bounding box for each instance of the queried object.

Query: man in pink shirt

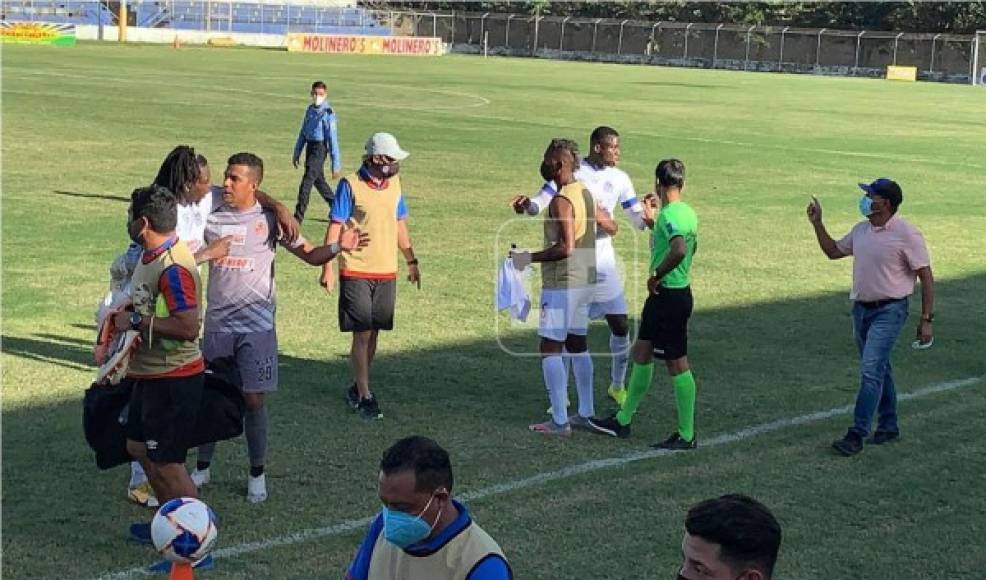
[807,178,934,457]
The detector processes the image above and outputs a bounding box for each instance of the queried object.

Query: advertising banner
[1,21,77,46]
[886,65,918,82]
[287,34,443,56]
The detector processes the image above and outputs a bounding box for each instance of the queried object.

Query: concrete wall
[76,24,287,47]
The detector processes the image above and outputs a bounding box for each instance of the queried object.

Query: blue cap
[858,178,902,208]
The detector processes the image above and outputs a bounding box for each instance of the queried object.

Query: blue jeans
[850,299,908,437]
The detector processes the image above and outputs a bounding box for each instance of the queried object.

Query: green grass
[3,42,986,579]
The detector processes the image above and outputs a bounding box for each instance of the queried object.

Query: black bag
[82,371,247,470]
[82,379,133,470]
[188,370,246,449]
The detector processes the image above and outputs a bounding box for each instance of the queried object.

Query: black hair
[380,436,454,493]
[311,80,327,91]
[548,138,580,166]
[154,145,201,197]
[656,158,686,189]
[227,152,264,185]
[129,184,178,233]
[195,153,208,168]
[685,494,782,579]
[868,179,903,213]
[590,126,619,146]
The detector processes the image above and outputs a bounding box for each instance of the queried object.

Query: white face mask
[313,95,326,107]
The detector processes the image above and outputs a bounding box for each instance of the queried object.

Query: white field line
[7,68,491,112]
[6,66,983,170]
[95,374,985,579]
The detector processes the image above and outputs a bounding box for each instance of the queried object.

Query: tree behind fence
[404,11,981,83]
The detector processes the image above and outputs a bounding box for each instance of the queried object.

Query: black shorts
[339,277,396,332]
[638,286,693,361]
[126,373,204,464]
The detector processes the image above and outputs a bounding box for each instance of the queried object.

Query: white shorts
[538,286,594,342]
[588,262,628,320]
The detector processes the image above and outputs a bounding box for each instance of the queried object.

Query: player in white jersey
[511,127,648,408]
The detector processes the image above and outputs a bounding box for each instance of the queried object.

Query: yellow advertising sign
[886,65,918,82]
[287,34,444,56]
[1,21,77,45]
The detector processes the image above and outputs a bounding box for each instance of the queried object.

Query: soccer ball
[151,497,218,563]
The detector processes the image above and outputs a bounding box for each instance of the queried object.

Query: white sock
[129,461,147,488]
[609,333,630,387]
[542,355,569,426]
[561,347,572,398]
[571,351,595,418]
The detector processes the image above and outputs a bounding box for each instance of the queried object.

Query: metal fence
[397,11,984,84]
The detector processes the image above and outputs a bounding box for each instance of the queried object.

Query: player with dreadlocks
[123,145,301,508]
[510,138,603,437]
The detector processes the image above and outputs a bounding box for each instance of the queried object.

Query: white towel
[497,257,531,322]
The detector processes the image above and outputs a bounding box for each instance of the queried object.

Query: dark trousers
[295,140,334,222]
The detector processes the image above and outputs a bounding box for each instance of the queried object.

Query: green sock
[673,370,697,442]
[616,362,654,426]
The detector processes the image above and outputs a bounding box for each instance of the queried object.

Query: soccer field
[3,42,985,579]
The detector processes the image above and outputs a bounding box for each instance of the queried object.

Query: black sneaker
[832,431,863,456]
[586,415,631,439]
[345,384,360,410]
[651,432,697,451]
[867,430,900,445]
[358,395,383,420]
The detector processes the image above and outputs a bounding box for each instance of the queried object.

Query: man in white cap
[322,133,421,420]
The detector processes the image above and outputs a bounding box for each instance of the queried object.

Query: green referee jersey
[650,200,698,289]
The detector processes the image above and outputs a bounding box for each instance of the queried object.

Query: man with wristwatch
[114,184,206,544]
[322,133,421,421]
[807,178,935,456]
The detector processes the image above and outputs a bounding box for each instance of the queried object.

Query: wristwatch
[129,311,143,331]
[921,313,934,323]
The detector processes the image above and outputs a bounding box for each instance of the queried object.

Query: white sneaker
[190,468,211,488]
[247,473,267,503]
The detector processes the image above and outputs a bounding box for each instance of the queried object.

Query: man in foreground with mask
[807,178,934,456]
[677,494,782,580]
[322,133,421,420]
[345,436,512,580]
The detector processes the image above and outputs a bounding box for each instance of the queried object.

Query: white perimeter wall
[76,24,287,48]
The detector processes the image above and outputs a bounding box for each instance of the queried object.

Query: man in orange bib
[322,133,421,420]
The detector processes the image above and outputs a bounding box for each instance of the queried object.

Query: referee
[588,159,699,450]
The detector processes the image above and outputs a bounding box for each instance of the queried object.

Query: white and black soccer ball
[151,497,218,563]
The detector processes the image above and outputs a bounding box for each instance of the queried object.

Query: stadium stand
[2,0,391,35]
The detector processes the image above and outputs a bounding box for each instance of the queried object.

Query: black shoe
[651,432,697,451]
[345,384,360,410]
[586,415,631,439]
[357,395,383,420]
[832,431,864,456]
[867,430,900,445]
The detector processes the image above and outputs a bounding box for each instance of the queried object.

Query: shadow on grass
[52,190,131,203]
[626,81,730,90]
[1,273,984,577]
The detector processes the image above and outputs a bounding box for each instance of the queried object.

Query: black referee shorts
[638,286,693,361]
[126,373,204,464]
[339,277,396,332]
